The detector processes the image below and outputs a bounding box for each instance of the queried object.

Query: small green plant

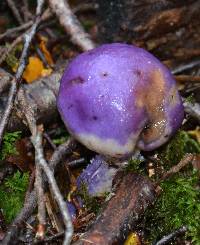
[0,131,21,160]
[0,171,29,223]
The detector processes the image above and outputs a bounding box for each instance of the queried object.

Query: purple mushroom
[57,43,184,158]
[77,155,117,197]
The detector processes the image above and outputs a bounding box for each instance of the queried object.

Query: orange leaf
[23,56,44,83]
[39,38,54,66]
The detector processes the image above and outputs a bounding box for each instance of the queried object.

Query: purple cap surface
[57,43,184,158]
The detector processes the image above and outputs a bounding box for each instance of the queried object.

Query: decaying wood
[73,172,156,245]
[97,0,200,60]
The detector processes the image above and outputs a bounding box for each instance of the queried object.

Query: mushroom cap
[57,43,184,158]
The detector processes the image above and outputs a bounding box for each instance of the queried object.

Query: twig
[159,154,194,183]
[0,22,33,41]
[6,0,24,25]
[68,158,85,168]
[0,8,53,64]
[0,34,23,66]
[17,85,74,244]
[0,0,45,146]
[175,75,200,83]
[72,3,98,13]
[48,0,95,51]
[154,226,187,245]
[22,0,33,22]
[35,164,46,239]
[31,128,74,245]
[43,132,57,150]
[172,60,200,74]
[2,139,75,244]
[34,231,64,244]
[184,100,200,123]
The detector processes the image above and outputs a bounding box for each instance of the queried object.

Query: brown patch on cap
[168,85,179,107]
[136,69,167,144]
[70,76,84,84]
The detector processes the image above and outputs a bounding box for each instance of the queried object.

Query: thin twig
[43,132,57,150]
[31,129,74,245]
[68,158,85,168]
[2,139,76,244]
[48,0,95,51]
[0,34,23,66]
[22,0,33,22]
[35,164,46,239]
[6,0,24,25]
[0,8,52,65]
[159,154,194,183]
[0,0,45,146]
[172,60,200,74]
[0,22,33,41]
[184,100,200,123]
[17,86,74,245]
[154,226,187,245]
[175,74,200,83]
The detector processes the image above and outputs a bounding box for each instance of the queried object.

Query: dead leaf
[22,56,52,83]
[22,56,44,83]
[124,232,141,245]
[188,127,200,143]
[39,36,54,66]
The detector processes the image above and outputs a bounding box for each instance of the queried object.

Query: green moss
[5,43,22,69]
[77,183,102,214]
[52,127,69,145]
[0,131,21,160]
[146,170,200,244]
[125,158,144,173]
[145,130,200,244]
[185,94,195,105]
[0,171,29,223]
[159,130,200,167]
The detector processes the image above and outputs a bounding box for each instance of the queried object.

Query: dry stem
[48,0,95,51]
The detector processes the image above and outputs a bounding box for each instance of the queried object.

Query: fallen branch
[73,172,156,245]
[0,0,45,146]
[155,226,187,245]
[48,0,95,51]
[6,0,24,25]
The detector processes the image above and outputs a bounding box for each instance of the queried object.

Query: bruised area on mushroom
[57,43,184,158]
[137,68,184,151]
